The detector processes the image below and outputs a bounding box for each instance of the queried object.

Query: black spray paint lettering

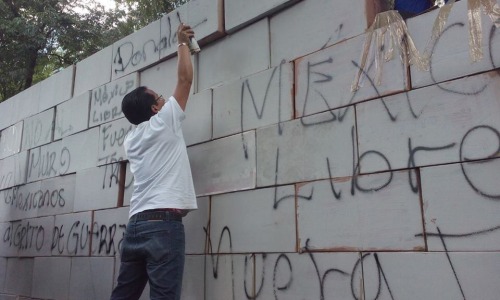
[92,80,135,124]
[28,146,71,179]
[98,152,122,166]
[272,147,313,210]
[430,22,488,95]
[102,163,121,189]
[205,226,236,299]
[51,225,65,254]
[1,189,14,205]
[67,221,90,255]
[5,187,66,212]
[300,57,337,126]
[2,222,45,251]
[240,61,288,159]
[50,221,90,255]
[459,125,500,199]
[101,123,133,152]
[0,172,13,190]
[159,13,207,54]
[113,40,159,74]
[23,119,51,149]
[91,222,126,256]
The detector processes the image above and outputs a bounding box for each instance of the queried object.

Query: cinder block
[198,19,270,91]
[27,138,87,182]
[69,257,115,300]
[91,207,129,257]
[213,63,294,139]
[0,189,14,222]
[112,20,161,80]
[160,0,224,60]
[254,252,362,299]
[421,158,500,251]
[257,108,356,187]
[0,98,14,131]
[225,0,301,32]
[184,196,209,254]
[61,127,100,174]
[54,91,91,140]
[74,46,113,96]
[140,56,195,97]
[89,73,138,128]
[37,174,76,217]
[0,151,28,190]
[295,32,408,117]
[123,162,134,207]
[210,186,296,253]
[188,131,256,196]
[98,117,135,166]
[408,0,500,88]
[181,255,205,300]
[10,83,41,123]
[21,108,54,151]
[0,121,23,160]
[270,0,367,66]
[52,211,92,256]
[74,163,121,212]
[363,252,500,300]
[26,141,62,183]
[8,182,41,221]
[205,254,250,300]
[356,71,500,173]
[297,170,424,251]
[4,258,33,296]
[31,257,71,300]
[183,89,212,146]
[0,222,17,257]
[38,65,74,112]
[0,257,5,292]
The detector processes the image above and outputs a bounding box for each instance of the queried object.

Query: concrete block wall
[0,0,499,299]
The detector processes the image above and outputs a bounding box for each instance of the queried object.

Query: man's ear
[151,104,158,114]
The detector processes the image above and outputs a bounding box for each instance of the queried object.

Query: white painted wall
[1,0,499,299]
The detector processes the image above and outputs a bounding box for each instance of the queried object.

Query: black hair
[121,86,156,125]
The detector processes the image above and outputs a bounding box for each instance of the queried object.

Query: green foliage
[0,0,184,102]
[117,0,186,30]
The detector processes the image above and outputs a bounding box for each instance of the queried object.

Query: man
[110,23,197,300]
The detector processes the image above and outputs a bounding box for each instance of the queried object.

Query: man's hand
[177,23,194,45]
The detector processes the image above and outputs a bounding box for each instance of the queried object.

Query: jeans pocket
[145,222,185,264]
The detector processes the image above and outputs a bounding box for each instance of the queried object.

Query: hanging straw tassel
[468,0,500,62]
[425,0,457,58]
[351,10,429,92]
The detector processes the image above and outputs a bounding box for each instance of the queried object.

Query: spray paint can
[188,37,201,54]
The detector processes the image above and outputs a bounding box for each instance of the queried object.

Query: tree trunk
[23,48,38,90]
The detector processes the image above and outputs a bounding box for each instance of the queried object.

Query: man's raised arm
[173,23,195,111]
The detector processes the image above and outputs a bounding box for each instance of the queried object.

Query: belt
[131,209,182,222]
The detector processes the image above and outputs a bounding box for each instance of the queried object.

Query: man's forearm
[177,43,193,86]
[172,24,195,110]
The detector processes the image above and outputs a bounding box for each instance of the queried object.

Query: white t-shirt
[124,96,197,218]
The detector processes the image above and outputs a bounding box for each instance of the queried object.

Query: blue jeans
[110,216,185,300]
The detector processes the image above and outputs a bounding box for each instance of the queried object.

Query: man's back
[124,96,197,218]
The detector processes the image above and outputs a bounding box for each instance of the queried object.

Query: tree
[0,0,185,102]
[0,0,117,101]
[116,0,186,31]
